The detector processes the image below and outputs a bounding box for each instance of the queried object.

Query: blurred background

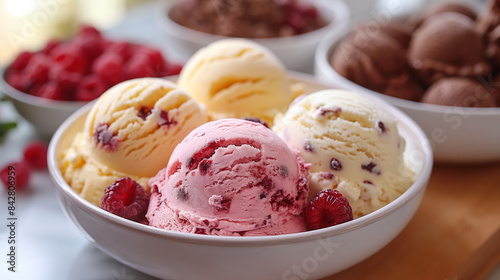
[0,0,157,65]
[0,0,487,66]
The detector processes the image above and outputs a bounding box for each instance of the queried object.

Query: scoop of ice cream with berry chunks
[70,85,414,234]
[99,119,355,234]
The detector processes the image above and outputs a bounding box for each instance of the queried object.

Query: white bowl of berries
[47,82,433,279]
[0,26,182,139]
[156,0,349,73]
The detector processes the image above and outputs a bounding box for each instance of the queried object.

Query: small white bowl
[47,73,432,280]
[315,33,500,163]
[0,66,87,140]
[155,0,349,73]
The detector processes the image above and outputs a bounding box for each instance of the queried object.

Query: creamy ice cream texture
[422,77,497,107]
[177,38,292,125]
[408,13,490,85]
[273,90,414,218]
[330,27,423,101]
[60,78,207,206]
[147,119,309,236]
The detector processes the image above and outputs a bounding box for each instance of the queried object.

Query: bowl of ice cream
[48,39,433,279]
[47,72,433,279]
[156,0,349,73]
[0,25,182,139]
[315,0,500,163]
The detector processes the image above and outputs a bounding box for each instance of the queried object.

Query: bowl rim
[48,72,433,246]
[155,0,350,48]
[315,31,500,116]
[0,66,88,110]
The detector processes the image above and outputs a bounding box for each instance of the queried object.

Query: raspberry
[108,41,133,60]
[101,177,150,222]
[73,29,104,60]
[286,11,306,33]
[298,5,318,19]
[27,82,44,97]
[78,25,101,37]
[36,82,66,101]
[75,75,107,101]
[92,52,124,86]
[42,40,62,55]
[5,71,30,92]
[23,141,48,169]
[305,189,353,230]
[24,53,50,84]
[135,46,165,71]
[123,54,156,80]
[9,51,34,71]
[50,44,88,75]
[49,65,81,92]
[0,161,31,191]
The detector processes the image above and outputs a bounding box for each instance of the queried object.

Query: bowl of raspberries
[0,25,182,139]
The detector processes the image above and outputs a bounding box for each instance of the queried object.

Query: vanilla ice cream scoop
[61,78,207,206]
[273,90,414,218]
[177,39,292,125]
[84,78,207,177]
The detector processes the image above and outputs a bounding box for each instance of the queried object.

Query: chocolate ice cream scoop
[477,0,500,37]
[408,2,477,31]
[353,21,413,49]
[408,13,491,85]
[490,73,500,106]
[331,30,410,93]
[425,2,477,21]
[382,74,424,101]
[422,77,497,107]
[485,25,500,69]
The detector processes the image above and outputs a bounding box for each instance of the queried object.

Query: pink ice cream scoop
[146,119,309,236]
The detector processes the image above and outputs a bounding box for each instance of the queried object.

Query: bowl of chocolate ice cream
[315,0,500,163]
[157,0,349,73]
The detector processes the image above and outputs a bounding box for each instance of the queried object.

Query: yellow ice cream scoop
[177,38,292,126]
[61,78,207,206]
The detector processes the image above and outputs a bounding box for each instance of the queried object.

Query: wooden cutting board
[323,162,500,280]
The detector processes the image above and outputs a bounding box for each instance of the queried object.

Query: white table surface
[0,0,489,279]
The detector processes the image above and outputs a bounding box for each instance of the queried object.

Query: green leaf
[0,121,17,143]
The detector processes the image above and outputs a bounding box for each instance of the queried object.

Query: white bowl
[155,0,349,73]
[47,73,433,280]
[315,33,500,164]
[0,66,87,140]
